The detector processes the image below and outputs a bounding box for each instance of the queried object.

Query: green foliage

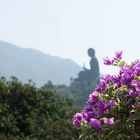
[53,80,99,108]
[0,77,80,140]
[72,80,98,107]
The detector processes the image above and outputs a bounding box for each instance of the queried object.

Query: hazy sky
[0,0,140,74]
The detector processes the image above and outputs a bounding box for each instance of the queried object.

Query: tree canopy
[0,77,80,140]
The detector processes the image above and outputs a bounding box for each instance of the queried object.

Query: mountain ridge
[0,40,82,86]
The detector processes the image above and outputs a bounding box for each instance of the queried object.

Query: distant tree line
[0,77,80,140]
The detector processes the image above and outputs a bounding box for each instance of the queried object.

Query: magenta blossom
[87,91,99,105]
[103,57,112,65]
[96,80,107,93]
[90,118,102,132]
[103,117,114,125]
[128,90,138,98]
[131,80,140,92]
[114,50,123,60]
[73,112,83,127]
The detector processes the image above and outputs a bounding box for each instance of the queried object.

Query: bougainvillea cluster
[73,51,140,134]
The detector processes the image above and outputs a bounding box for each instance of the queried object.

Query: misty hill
[0,41,82,86]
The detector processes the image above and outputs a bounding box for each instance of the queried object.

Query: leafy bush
[0,77,80,139]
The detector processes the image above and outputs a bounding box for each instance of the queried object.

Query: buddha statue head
[88,48,95,58]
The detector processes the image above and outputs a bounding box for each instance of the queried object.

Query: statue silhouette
[78,48,99,81]
[70,48,100,107]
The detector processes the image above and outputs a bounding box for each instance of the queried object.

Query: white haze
[0,0,140,75]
